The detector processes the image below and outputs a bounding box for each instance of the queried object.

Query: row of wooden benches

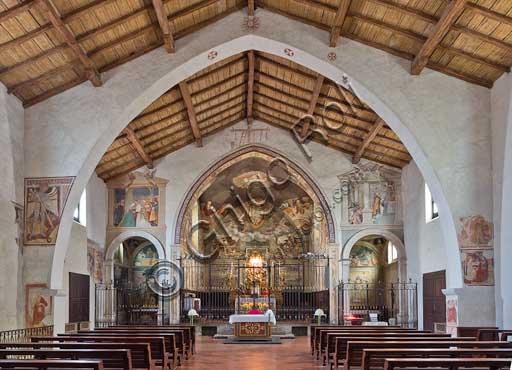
[310,325,512,370]
[0,324,195,370]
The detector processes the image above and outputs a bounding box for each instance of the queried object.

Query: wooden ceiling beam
[122,127,153,166]
[152,0,175,53]
[36,0,102,87]
[411,0,468,75]
[301,74,324,136]
[0,0,36,23]
[466,2,512,26]
[247,50,255,125]
[351,13,510,72]
[353,118,385,164]
[179,81,203,147]
[330,0,351,47]
[7,63,79,95]
[248,0,254,16]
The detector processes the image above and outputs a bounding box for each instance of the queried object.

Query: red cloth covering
[248,309,262,315]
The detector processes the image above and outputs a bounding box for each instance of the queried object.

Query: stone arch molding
[341,228,407,283]
[172,143,338,245]
[51,34,463,291]
[104,230,166,285]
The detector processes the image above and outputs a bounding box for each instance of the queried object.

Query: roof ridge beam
[411,0,468,75]
[247,50,255,125]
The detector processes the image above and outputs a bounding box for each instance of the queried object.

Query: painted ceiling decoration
[1,0,512,108]
[95,50,412,181]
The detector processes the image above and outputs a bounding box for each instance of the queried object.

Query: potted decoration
[314,308,326,325]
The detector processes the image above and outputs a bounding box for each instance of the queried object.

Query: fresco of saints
[463,251,490,284]
[25,184,60,243]
[349,203,363,224]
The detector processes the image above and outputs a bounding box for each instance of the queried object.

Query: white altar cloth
[229,314,276,325]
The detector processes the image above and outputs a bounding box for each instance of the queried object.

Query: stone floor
[182,336,322,370]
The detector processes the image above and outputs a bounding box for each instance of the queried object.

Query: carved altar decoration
[106,170,168,249]
[338,163,402,227]
[178,149,331,306]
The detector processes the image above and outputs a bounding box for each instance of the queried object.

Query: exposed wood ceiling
[95,50,413,181]
[2,0,512,107]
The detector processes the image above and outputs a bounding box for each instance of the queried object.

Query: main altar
[229,314,276,341]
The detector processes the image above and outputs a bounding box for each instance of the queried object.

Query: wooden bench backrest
[383,357,512,370]
[361,348,512,370]
[32,336,161,369]
[0,349,131,370]
[98,326,193,346]
[333,337,480,366]
[312,326,407,347]
[501,331,512,342]
[0,359,104,370]
[0,341,151,369]
[85,330,181,355]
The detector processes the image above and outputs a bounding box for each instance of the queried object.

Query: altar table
[229,314,276,340]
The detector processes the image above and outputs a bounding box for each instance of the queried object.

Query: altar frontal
[229,313,276,341]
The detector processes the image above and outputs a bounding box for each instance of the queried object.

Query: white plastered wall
[0,84,24,330]
[19,10,493,326]
[491,73,512,329]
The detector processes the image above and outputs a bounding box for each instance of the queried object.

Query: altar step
[213,334,294,340]
[198,323,308,337]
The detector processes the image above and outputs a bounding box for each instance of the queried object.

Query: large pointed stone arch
[51,34,463,300]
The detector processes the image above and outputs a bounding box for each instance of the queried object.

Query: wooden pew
[314,327,421,358]
[501,331,512,341]
[101,326,195,355]
[0,342,152,370]
[63,332,178,368]
[322,332,451,365]
[330,337,481,369]
[457,326,498,338]
[32,336,165,370]
[89,329,184,363]
[383,357,512,370]
[0,359,104,370]
[361,348,512,370]
[310,326,406,355]
[0,349,131,370]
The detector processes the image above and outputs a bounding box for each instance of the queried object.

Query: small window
[73,190,87,226]
[425,183,439,222]
[387,242,398,264]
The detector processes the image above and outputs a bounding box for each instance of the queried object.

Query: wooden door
[69,272,90,323]
[423,270,446,332]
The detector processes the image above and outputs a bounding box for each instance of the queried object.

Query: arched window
[425,183,439,222]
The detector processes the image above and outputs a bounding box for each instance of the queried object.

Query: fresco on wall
[113,186,159,227]
[180,152,329,261]
[458,215,494,286]
[350,245,379,267]
[133,244,158,286]
[87,240,103,284]
[461,249,494,286]
[25,284,53,327]
[24,177,74,245]
[446,296,458,335]
[338,163,402,226]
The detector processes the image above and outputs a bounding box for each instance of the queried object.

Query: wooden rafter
[179,81,203,147]
[0,0,36,23]
[353,118,385,164]
[301,74,324,136]
[122,127,153,166]
[330,0,351,47]
[36,0,102,87]
[152,0,175,53]
[466,3,512,25]
[247,51,255,125]
[248,0,255,16]
[411,0,468,75]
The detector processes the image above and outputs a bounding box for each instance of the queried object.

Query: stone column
[328,243,339,324]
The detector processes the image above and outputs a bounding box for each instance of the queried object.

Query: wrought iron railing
[0,326,54,343]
